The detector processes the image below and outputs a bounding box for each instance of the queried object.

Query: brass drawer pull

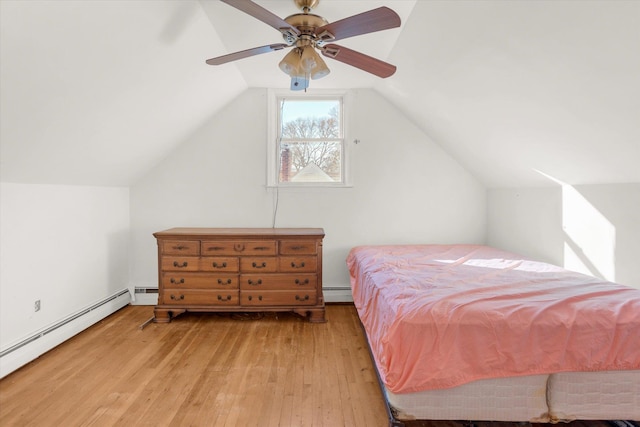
[170,278,185,284]
[248,295,263,301]
[212,262,227,269]
[173,261,188,268]
[291,245,306,250]
[234,244,245,252]
[173,245,189,251]
[254,246,270,251]
[217,295,232,301]
[295,295,310,301]
[217,279,232,285]
[291,261,305,268]
[170,294,184,300]
[252,262,267,269]
[294,279,309,285]
[247,279,262,286]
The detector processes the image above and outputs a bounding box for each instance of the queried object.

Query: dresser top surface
[154,227,325,239]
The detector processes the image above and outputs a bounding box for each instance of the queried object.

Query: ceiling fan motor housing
[284,13,330,47]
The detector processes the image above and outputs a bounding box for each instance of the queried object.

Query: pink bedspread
[347,245,640,394]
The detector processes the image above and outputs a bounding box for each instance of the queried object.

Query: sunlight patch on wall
[562,185,616,281]
[535,170,616,281]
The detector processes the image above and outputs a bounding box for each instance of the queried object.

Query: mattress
[347,244,640,422]
[385,370,640,422]
[385,374,550,422]
[547,370,640,420]
[347,244,640,393]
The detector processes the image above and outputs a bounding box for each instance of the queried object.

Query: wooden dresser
[153,228,325,323]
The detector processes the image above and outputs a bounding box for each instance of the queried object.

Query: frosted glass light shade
[279,48,302,76]
[300,46,318,72]
[310,53,330,80]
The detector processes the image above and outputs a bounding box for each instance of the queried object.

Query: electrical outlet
[34,300,41,312]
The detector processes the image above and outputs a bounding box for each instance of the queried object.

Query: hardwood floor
[1,305,387,426]
[0,305,624,427]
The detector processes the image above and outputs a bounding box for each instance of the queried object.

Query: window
[267,90,349,187]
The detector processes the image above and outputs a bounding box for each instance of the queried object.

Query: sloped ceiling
[378,0,640,187]
[1,0,638,188]
[0,0,246,186]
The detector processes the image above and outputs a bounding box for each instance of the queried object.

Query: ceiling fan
[206,0,401,91]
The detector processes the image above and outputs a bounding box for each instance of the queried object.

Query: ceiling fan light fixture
[310,52,330,80]
[300,45,318,72]
[278,48,302,76]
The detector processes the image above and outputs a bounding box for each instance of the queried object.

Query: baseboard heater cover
[132,287,159,306]
[0,289,131,379]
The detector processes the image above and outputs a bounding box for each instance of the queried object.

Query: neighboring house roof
[291,163,333,182]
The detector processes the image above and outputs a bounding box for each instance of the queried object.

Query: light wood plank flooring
[0,305,621,427]
[1,305,388,426]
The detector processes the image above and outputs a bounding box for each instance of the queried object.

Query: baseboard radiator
[132,287,159,306]
[0,289,131,379]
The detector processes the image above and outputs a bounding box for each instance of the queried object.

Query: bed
[346,244,640,425]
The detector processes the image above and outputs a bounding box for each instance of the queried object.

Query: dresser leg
[308,308,326,323]
[154,308,172,323]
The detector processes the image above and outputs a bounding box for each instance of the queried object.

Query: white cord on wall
[272,98,286,228]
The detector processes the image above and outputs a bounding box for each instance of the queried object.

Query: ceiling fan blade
[220,0,300,37]
[321,44,396,78]
[315,7,400,43]
[206,43,290,65]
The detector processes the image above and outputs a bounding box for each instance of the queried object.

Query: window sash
[280,138,343,143]
[267,89,350,188]
[277,97,343,136]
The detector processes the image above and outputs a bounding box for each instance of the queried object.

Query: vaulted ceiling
[1,0,638,187]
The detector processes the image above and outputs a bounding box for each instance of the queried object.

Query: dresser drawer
[241,290,317,306]
[199,257,239,272]
[162,290,239,306]
[279,240,317,255]
[162,240,200,256]
[161,256,199,271]
[240,257,278,272]
[201,241,277,256]
[278,257,317,273]
[240,274,317,290]
[161,273,238,290]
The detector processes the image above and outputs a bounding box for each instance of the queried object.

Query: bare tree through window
[279,100,342,183]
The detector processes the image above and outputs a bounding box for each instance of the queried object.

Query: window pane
[279,141,342,183]
[278,98,343,184]
[281,100,341,138]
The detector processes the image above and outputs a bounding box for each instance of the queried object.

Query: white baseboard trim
[0,289,131,379]
[131,286,353,305]
[324,287,353,303]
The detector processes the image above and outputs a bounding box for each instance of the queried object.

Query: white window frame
[267,89,351,188]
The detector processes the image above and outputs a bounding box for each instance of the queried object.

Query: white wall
[129,88,487,292]
[487,186,564,265]
[488,183,640,289]
[0,183,130,348]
